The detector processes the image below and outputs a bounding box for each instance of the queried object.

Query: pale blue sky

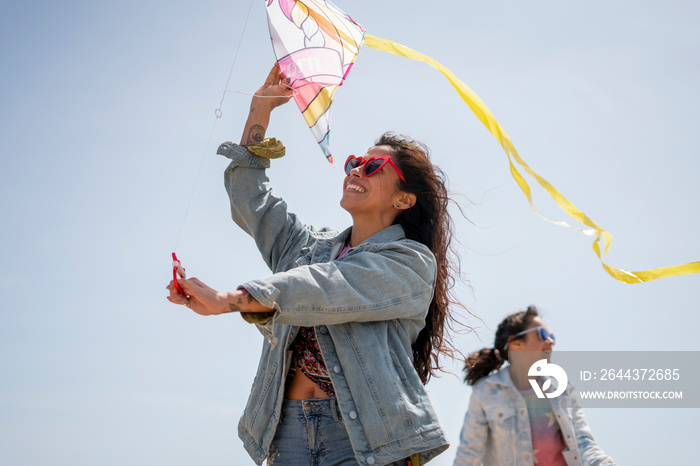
[1,1,699,464]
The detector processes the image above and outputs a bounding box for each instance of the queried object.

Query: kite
[261,0,700,283]
[265,0,365,164]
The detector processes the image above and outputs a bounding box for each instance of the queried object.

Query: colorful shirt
[519,387,567,465]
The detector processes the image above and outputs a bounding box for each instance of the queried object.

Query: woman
[167,65,459,465]
[453,306,615,466]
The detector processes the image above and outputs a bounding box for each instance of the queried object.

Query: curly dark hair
[463,305,540,385]
[375,132,464,384]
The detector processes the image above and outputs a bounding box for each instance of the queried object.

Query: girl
[453,306,615,466]
[167,65,460,465]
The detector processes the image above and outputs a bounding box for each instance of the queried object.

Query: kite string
[215,0,257,119]
[172,120,218,251]
[222,89,299,97]
[172,0,256,251]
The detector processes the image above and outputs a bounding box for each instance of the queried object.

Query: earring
[396,204,402,209]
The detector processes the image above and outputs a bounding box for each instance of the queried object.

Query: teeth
[347,184,365,193]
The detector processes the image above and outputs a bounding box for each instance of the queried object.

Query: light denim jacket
[217,142,449,466]
[453,366,615,466]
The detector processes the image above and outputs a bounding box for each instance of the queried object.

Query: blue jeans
[268,398,409,466]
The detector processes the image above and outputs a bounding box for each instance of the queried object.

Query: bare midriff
[285,369,331,400]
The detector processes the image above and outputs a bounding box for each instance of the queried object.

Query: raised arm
[240,64,293,146]
[220,65,334,272]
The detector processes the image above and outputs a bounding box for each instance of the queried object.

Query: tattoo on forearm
[239,289,254,304]
[245,124,265,145]
[228,290,254,313]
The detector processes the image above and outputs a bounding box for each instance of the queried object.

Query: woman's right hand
[241,64,294,146]
[253,63,294,110]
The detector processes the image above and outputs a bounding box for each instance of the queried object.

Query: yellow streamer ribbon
[365,34,700,283]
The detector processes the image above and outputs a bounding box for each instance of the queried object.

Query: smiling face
[340,145,413,230]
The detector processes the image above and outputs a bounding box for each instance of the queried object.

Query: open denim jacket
[217,142,449,466]
[453,366,616,466]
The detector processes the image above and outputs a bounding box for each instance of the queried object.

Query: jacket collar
[333,223,407,246]
[319,224,407,263]
[487,365,517,389]
[487,364,565,400]
[362,223,406,244]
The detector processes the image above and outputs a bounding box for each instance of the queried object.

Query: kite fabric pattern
[265,0,365,164]
[363,34,700,283]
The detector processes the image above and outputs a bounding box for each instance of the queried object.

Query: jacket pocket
[293,248,312,267]
[247,355,279,429]
[484,405,518,437]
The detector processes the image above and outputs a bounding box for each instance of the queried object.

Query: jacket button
[366,457,375,464]
[318,326,328,334]
[524,454,530,460]
[349,411,357,420]
[498,412,503,418]
[333,365,341,373]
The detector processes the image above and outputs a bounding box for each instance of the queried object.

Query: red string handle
[172,252,187,296]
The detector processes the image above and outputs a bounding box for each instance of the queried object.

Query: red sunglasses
[344,155,406,183]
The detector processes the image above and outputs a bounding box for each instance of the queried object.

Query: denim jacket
[453,366,615,466]
[217,142,449,466]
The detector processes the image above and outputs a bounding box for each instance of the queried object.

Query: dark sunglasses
[504,326,555,350]
[344,155,406,183]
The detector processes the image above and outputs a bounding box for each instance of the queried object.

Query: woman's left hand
[167,277,230,316]
[167,277,274,316]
